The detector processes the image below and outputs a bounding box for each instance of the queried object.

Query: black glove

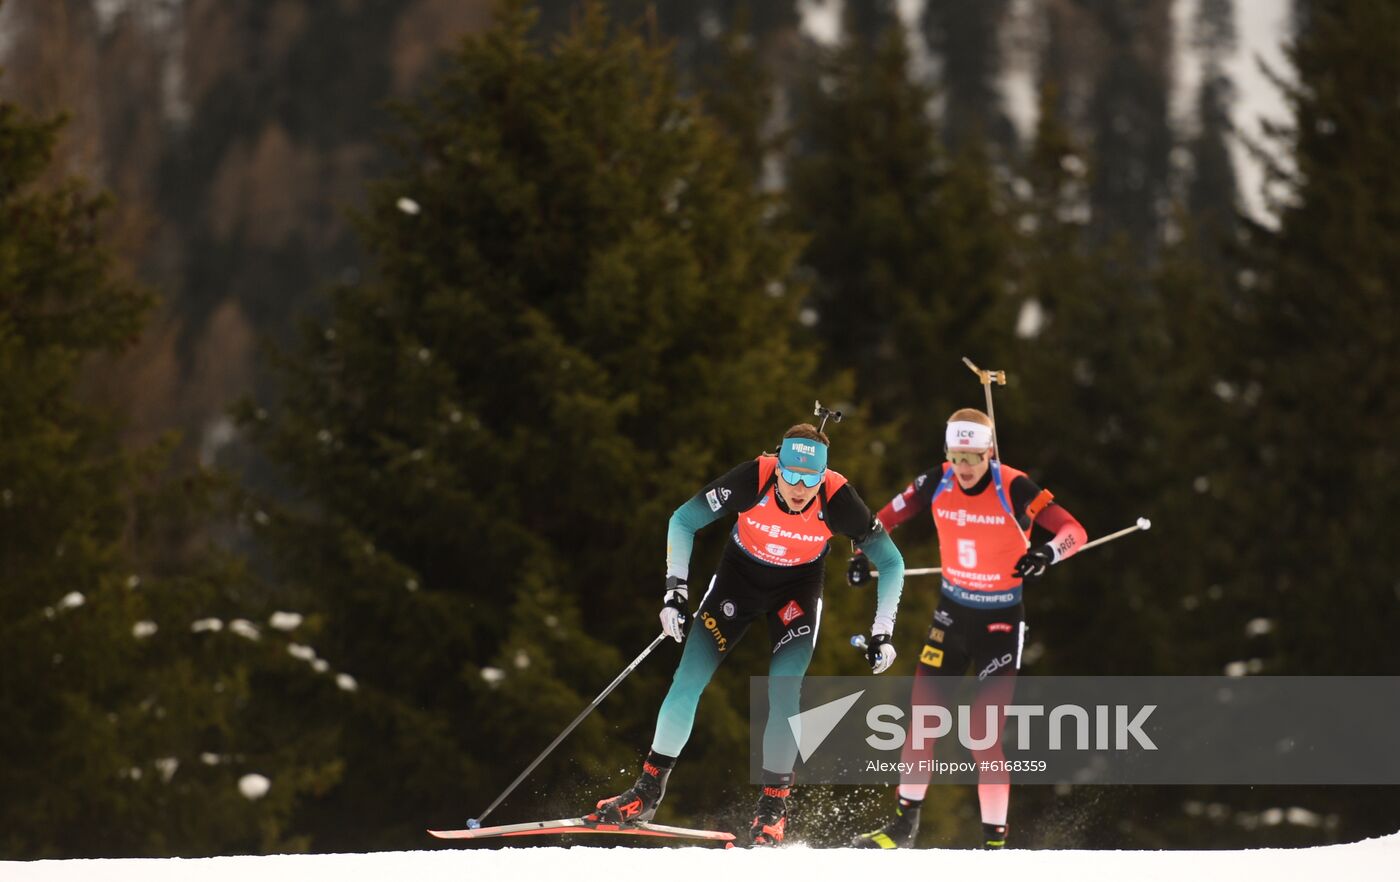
[847,552,872,586]
[1011,544,1054,578]
[865,633,896,673]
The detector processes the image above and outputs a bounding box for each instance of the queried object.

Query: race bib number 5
[957,538,977,568]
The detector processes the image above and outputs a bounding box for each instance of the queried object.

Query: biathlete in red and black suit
[850,408,1086,850]
[588,423,906,847]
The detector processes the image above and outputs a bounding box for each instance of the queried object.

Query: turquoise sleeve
[858,528,904,635]
[666,495,725,581]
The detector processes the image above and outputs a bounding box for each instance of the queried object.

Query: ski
[428,817,736,844]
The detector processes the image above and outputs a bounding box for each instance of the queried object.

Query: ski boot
[587,751,674,824]
[854,796,922,848]
[749,772,792,847]
[983,822,1008,849]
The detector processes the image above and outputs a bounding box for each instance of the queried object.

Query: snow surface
[3,833,1397,882]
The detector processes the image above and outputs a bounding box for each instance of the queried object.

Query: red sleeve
[876,491,921,532]
[1035,503,1088,562]
[875,466,944,532]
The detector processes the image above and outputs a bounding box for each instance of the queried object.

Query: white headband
[946,420,994,450]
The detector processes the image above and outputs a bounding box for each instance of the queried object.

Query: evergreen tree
[0,91,338,858]
[788,15,1019,475]
[696,3,785,187]
[1000,16,1399,838]
[238,0,830,846]
[653,0,802,82]
[1240,0,1400,678]
[998,84,1177,677]
[921,0,1017,151]
[535,1,801,78]
[984,82,1262,848]
[1085,0,1175,252]
[841,0,903,49]
[1185,0,1241,264]
[785,12,1023,846]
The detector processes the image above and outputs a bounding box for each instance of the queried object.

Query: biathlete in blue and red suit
[850,408,1086,850]
[588,423,906,847]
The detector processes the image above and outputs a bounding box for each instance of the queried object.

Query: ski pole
[1077,517,1153,552]
[468,631,668,829]
[866,517,1152,579]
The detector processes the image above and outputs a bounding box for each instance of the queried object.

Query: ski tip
[725,841,736,849]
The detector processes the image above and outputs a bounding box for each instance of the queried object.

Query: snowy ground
[4,833,1398,882]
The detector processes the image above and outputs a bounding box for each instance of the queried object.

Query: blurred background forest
[1,0,1397,859]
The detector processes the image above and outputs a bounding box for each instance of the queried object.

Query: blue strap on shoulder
[989,460,1016,520]
[928,466,958,506]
